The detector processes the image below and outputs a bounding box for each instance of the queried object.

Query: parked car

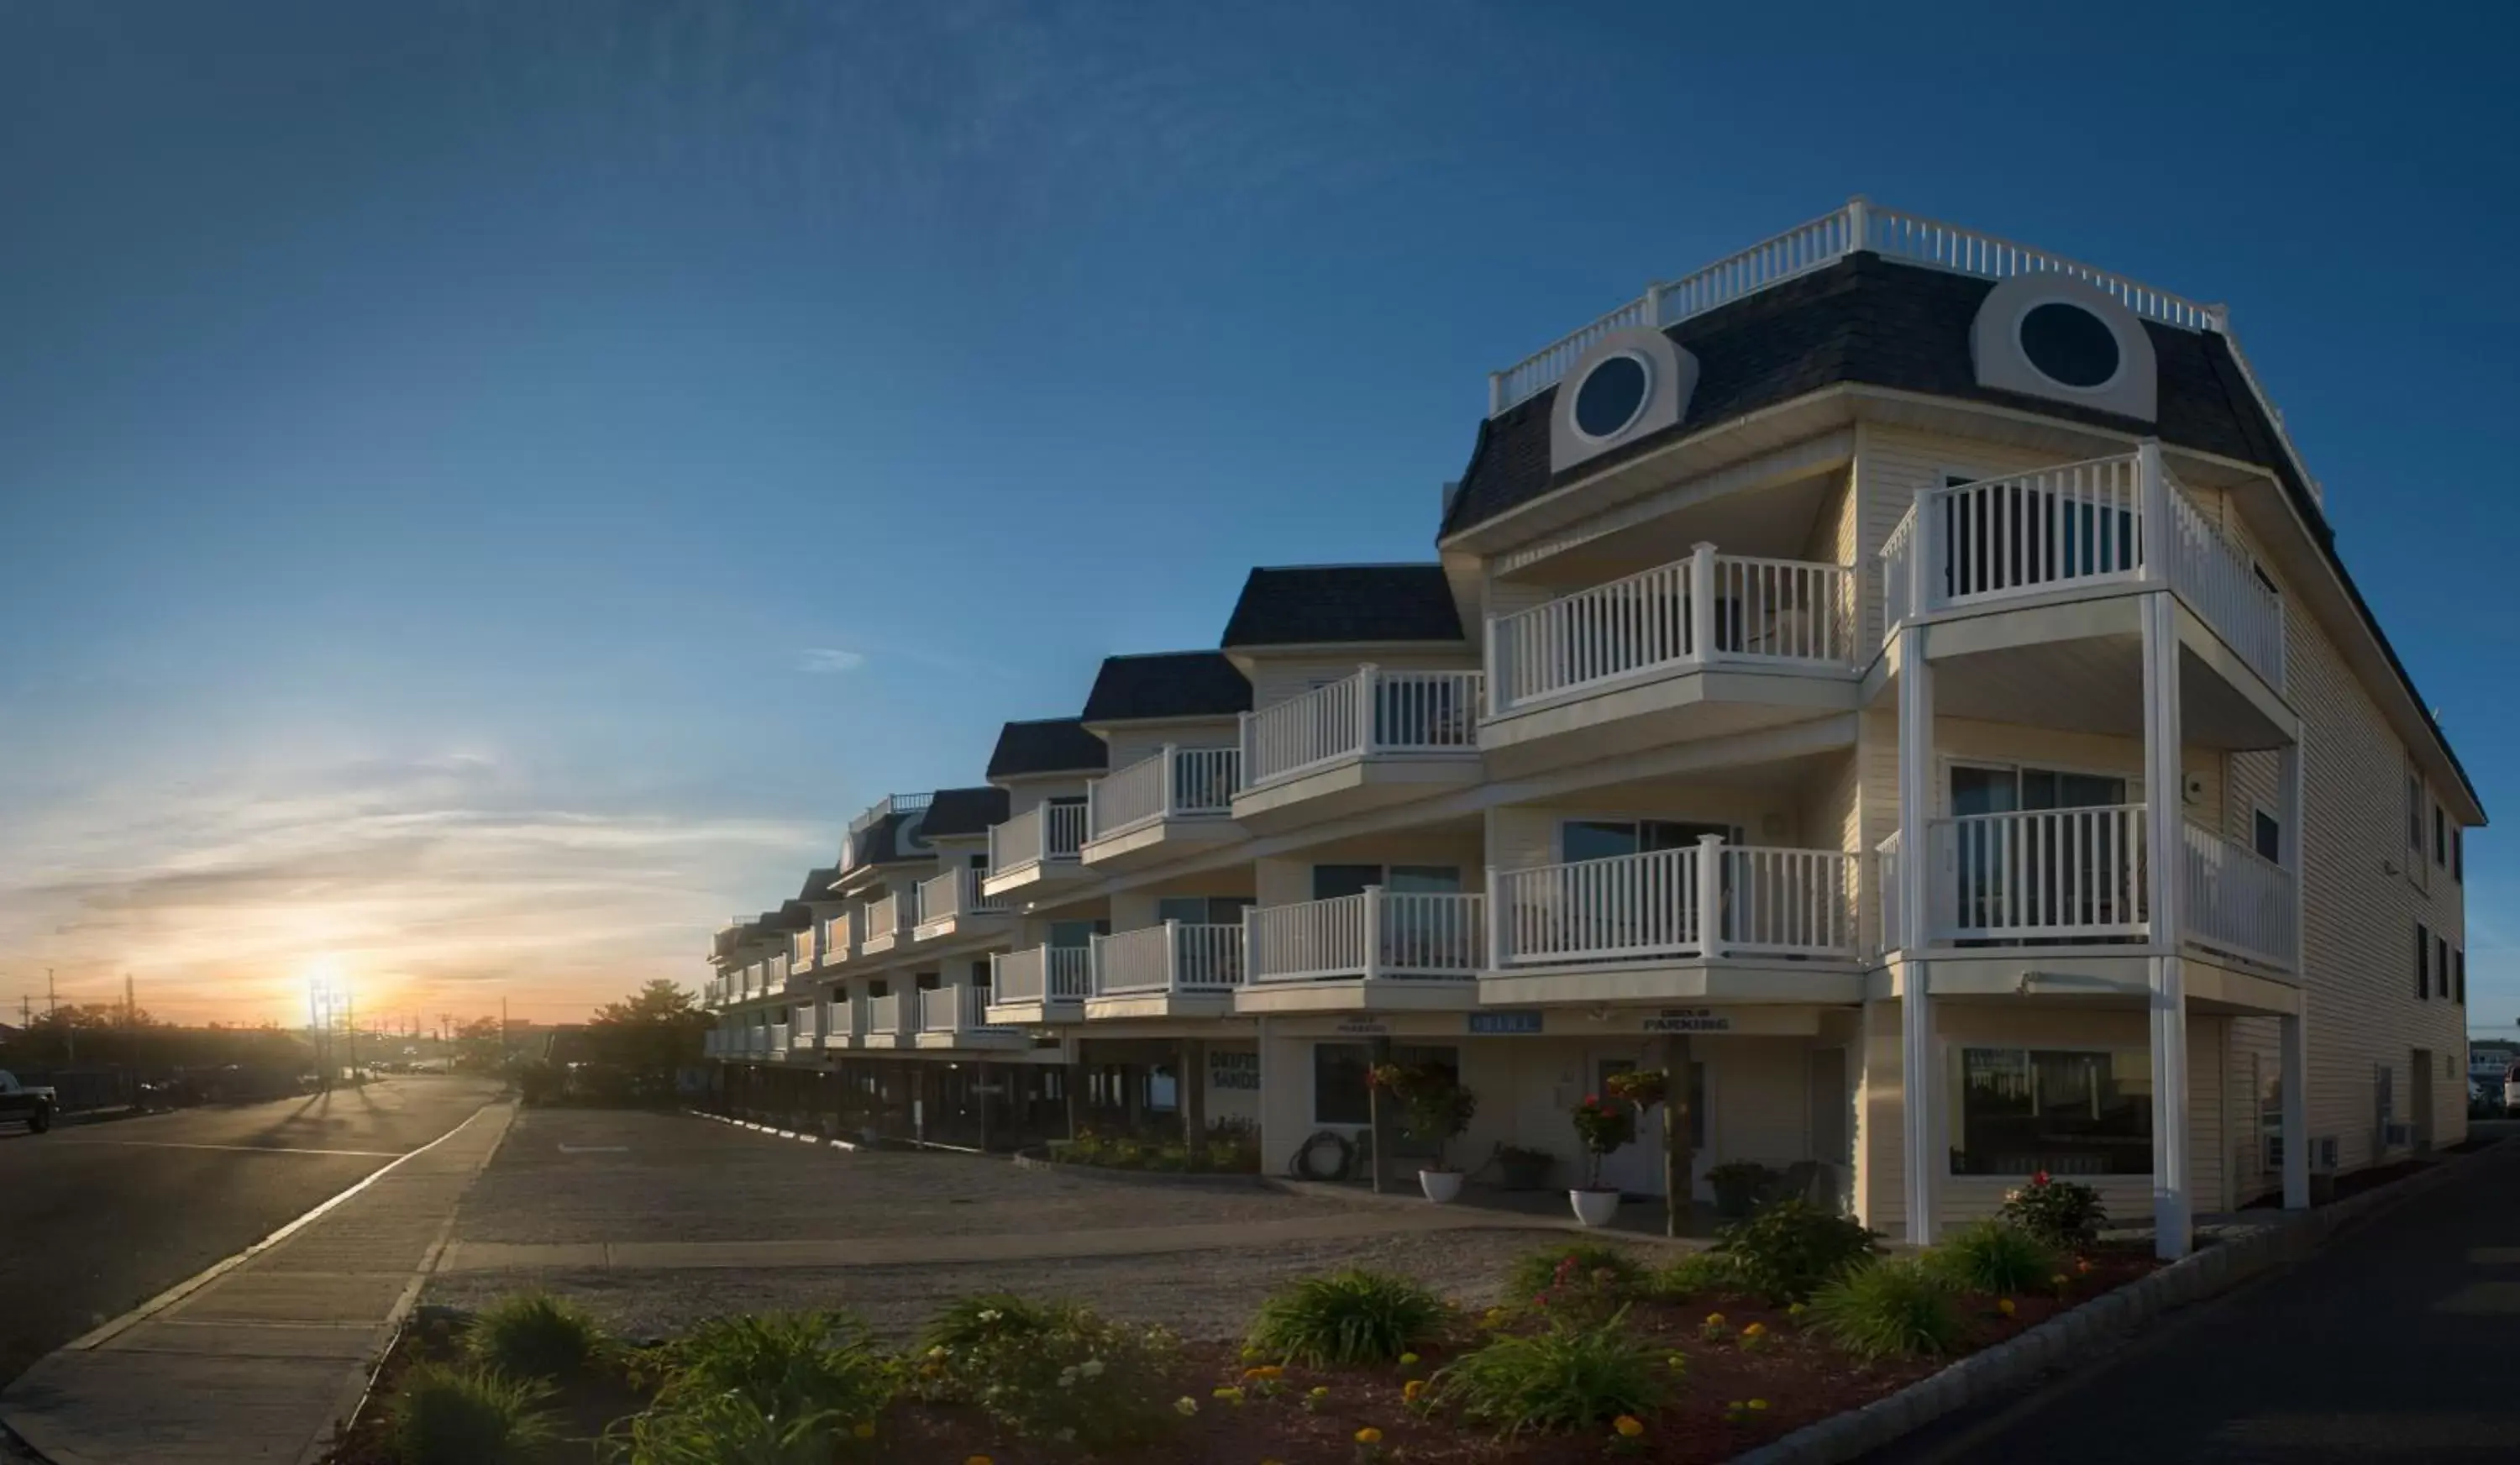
[2504,1060,2520,1113]
[0,1069,60,1133]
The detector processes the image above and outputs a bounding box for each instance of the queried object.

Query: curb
[685,1107,868,1151]
[1010,1148,1271,1189]
[1728,1142,2510,1465]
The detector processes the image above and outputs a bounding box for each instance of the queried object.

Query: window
[2016,302,2121,389]
[1047,918,1107,948]
[2252,810,2281,864]
[1571,354,1651,439]
[969,960,990,995]
[1310,864,1462,901]
[1950,1048,2152,1176]
[915,971,941,991]
[1313,1042,1373,1125]
[2415,923,2431,1000]
[1562,819,1733,862]
[2438,937,2450,1000]
[1158,896,1253,925]
[2407,768,2424,852]
[2259,1058,2284,1171]
[2435,806,2448,868]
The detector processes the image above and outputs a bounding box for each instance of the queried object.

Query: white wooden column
[1895,622,1938,1245]
[2281,993,2310,1210]
[2141,591,2192,1259]
[2280,731,2306,976]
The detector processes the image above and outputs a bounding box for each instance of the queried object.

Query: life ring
[1289,1128,1354,1182]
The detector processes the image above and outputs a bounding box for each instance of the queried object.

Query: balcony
[863,991,912,1048]
[703,1029,727,1058]
[1234,667,1484,827]
[1240,890,1485,1014]
[1879,448,2286,695]
[1081,746,1244,869]
[913,864,1011,944]
[1483,547,1857,766]
[790,1005,819,1056]
[819,997,856,1049]
[790,929,817,974]
[764,1021,792,1061]
[859,890,919,958]
[986,944,1091,1025]
[1483,838,1863,1006]
[915,984,1026,1050]
[818,911,857,971]
[1883,806,2297,974]
[983,801,1091,899]
[1084,922,1245,1018]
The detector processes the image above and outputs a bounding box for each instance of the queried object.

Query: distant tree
[586,979,708,1079]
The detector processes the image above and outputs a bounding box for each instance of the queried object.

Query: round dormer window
[1572,353,1652,439]
[2016,302,2121,390]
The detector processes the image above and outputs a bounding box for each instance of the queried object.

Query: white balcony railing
[1241,667,1483,790]
[865,991,905,1037]
[992,945,1092,1006]
[919,984,1017,1037]
[1925,805,2149,943]
[1091,922,1247,996]
[768,1021,791,1058]
[1247,890,1486,982]
[792,1005,818,1045]
[916,864,1006,930]
[819,912,855,967]
[1087,746,1240,840]
[2183,823,2297,970]
[1489,197,2225,415]
[989,801,1089,879]
[862,890,919,948]
[1492,838,1858,965]
[790,930,816,970]
[1879,448,2285,691]
[1487,546,1853,717]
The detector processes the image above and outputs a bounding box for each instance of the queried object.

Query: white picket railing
[1877,447,2284,691]
[1092,922,1247,995]
[1926,806,2150,943]
[1088,746,1241,839]
[2183,823,2296,970]
[1247,890,1486,981]
[919,985,967,1034]
[990,801,1089,878]
[1491,838,1859,965]
[819,912,854,968]
[990,945,1093,1006]
[861,890,919,949]
[916,864,1006,931]
[1240,667,1484,790]
[1490,198,2223,414]
[864,991,905,1037]
[790,931,816,970]
[1487,546,1852,716]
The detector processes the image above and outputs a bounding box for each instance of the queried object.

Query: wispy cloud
[795,647,866,675]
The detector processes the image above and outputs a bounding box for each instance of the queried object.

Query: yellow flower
[1403,1378,1425,1402]
[1310,1384,1331,1399]
[1666,1353,1688,1371]
[1614,1414,1646,1437]
[1998,1297,2017,1317]
[1246,1363,1284,1379]
[2050,1273,2071,1288]
[1213,1386,1246,1405]
[1355,1426,1384,1445]
[1399,1352,1420,1366]
[1749,1399,1770,1410]
[964,1457,992,1465]
[1786,1302,1808,1318]
[1704,1312,1726,1327]
[1742,1322,1767,1338]
[850,1421,875,1440]
[1173,1396,1200,1416]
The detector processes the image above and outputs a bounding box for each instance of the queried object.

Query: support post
[1362,887,1386,982]
[1484,866,1505,969]
[1689,541,1719,660]
[1660,1035,1694,1238]
[2280,731,2306,974]
[1894,622,1938,1246]
[1696,833,1726,958]
[1182,1039,1207,1157]
[2141,590,2192,1259]
[2137,439,2171,585]
[2281,994,2310,1210]
[977,1061,992,1154]
[1158,743,1179,819]
[1356,664,1379,754]
[1368,1035,1395,1193]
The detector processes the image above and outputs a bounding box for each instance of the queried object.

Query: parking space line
[46,1138,404,1158]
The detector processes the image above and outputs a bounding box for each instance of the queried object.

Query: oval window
[1572,354,1651,438]
[2017,302,2121,389]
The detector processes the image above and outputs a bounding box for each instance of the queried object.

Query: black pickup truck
[0,1069,59,1132]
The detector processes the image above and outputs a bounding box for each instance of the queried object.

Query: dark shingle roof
[1220,565,1464,648]
[1443,249,2480,811]
[842,813,918,870]
[921,785,1011,838]
[1079,652,1252,723]
[795,867,839,902]
[987,718,1110,780]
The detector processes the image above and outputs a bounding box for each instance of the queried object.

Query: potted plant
[1568,1094,1635,1226]
[1373,1062,1478,1203]
[1706,1159,1775,1219]
[1494,1143,1555,1191]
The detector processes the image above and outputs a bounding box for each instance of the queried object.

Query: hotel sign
[1467,1011,1545,1036]
[1641,1007,1732,1034]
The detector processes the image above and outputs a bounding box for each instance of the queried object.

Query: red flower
[2029,1169,2051,1187]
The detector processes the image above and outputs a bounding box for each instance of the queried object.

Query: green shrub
[1808,1258,1964,1360]
[1711,1199,1882,1304]
[465,1290,609,1382]
[1929,1220,2061,1294]
[386,1362,555,1465]
[1429,1312,1668,1436]
[918,1294,1182,1451]
[1997,1173,2109,1247]
[1505,1242,1650,1316]
[1246,1269,1449,1368]
[650,1310,895,1429]
[1651,1250,1739,1301]
[606,1389,848,1465]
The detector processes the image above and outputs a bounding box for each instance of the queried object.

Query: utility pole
[50,969,71,1064]
[123,973,134,1028]
[501,996,510,1064]
[345,983,358,1084]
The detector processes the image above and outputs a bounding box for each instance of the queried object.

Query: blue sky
[2,2,2513,1026]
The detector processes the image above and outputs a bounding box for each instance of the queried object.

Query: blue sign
[1468,1011,1545,1036]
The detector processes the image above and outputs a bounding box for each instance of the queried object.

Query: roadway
[0,1074,501,1385]
[1867,1142,2520,1464]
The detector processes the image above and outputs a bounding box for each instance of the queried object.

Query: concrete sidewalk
[0,1100,515,1465]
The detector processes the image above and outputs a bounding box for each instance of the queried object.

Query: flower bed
[330,1237,2160,1464]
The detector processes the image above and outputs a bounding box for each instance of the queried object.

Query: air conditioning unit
[2384,1121,2414,1150]
[2315,1136,2339,1170]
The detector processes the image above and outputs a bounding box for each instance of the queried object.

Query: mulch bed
[328,1250,2158,1464]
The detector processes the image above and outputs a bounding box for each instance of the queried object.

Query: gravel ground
[457,1108,1341,1244]
[426,1228,1672,1342]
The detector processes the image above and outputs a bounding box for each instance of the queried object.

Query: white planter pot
[1569,1187,1622,1226]
[1419,1168,1463,1204]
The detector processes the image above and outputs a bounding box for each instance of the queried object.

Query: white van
[2503,1059,2520,1112]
